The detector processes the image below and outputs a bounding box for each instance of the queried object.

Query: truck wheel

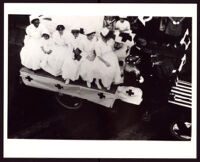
[170,120,191,141]
[55,93,83,110]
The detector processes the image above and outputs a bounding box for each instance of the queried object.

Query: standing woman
[61,27,85,84]
[41,25,70,76]
[79,28,98,88]
[20,15,47,70]
[95,28,122,90]
[39,31,54,64]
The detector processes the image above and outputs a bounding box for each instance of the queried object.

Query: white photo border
[4,3,197,158]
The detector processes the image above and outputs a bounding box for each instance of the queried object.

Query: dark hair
[71,29,80,33]
[42,33,50,38]
[86,32,96,36]
[56,25,65,31]
[31,18,40,24]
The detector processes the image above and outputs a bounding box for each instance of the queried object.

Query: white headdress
[29,15,39,23]
[100,28,109,37]
[84,28,96,35]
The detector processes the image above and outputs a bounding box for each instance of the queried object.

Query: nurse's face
[32,19,40,28]
[58,30,64,35]
[120,18,124,23]
[87,33,95,41]
[114,42,123,49]
[43,34,49,40]
[72,30,79,38]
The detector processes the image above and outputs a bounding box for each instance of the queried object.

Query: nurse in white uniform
[20,15,47,70]
[79,28,98,88]
[95,28,122,90]
[41,25,70,76]
[61,27,85,84]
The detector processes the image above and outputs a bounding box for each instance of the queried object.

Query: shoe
[65,79,69,84]
[87,82,91,88]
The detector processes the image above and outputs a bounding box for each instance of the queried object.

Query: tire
[170,120,191,141]
[55,93,83,110]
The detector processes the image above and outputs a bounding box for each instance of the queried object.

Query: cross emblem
[25,76,33,82]
[184,35,190,44]
[98,92,105,99]
[126,89,134,96]
[55,84,63,90]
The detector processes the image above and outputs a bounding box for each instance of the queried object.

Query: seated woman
[79,28,99,88]
[41,25,70,76]
[20,15,47,70]
[94,28,122,90]
[61,27,85,84]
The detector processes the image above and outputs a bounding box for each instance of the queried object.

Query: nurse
[61,27,85,84]
[20,15,47,70]
[79,28,98,88]
[95,28,122,90]
[41,25,70,76]
[23,15,46,45]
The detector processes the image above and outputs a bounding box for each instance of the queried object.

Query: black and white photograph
[4,3,197,158]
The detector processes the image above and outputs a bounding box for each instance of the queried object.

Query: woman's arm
[41,46,52,54]
[97,56,111,67]
[41,46,47,54]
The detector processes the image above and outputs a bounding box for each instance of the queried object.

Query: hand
[86,55,95,61]
[105,62,111,67]
[47,50,52,54]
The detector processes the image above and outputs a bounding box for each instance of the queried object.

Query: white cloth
[29,15,39,23]
[23,24,46,45]
[61,33,85,81]
[20,24,47,70]
[95,38,122,88]
[138,16,153,26]
[115,20,131,33]
[79,36,99,82]
[116,86,143,105]
[41,31,70,76]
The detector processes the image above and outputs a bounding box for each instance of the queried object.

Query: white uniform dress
[79,36,98,83]
[95,38,122,89]
[41,31,70,76]
[20,24,46,70]
[61,33,85,81]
